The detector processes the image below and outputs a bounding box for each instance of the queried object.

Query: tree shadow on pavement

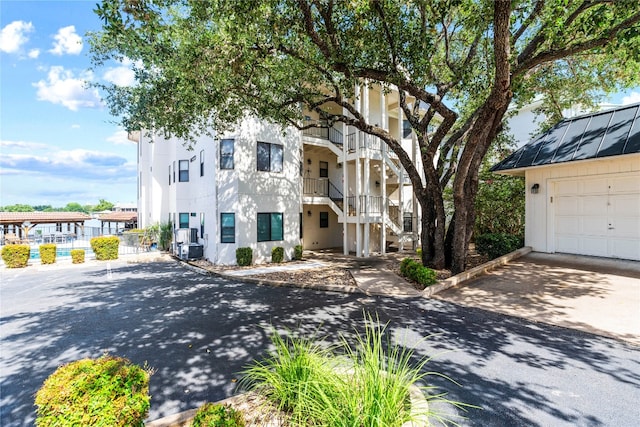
[1,261,638,426]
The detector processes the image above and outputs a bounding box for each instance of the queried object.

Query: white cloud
[33,66,102,111]
[28,48,40,59]
[621,91,640,105]
[49,25,82,55]
[71,124,81,129]
[0,20,34,53]
[0,140,51,151]
[106,129,136,145]
[103,66,136,87]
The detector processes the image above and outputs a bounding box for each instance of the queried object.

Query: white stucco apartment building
[134,84,421,264]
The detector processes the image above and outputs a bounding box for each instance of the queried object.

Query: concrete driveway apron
[433,252,640,345]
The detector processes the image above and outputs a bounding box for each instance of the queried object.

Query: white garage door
[554,174,640,261]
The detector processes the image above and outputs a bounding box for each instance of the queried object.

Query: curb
[422,246,532,297]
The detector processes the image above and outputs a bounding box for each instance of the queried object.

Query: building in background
[135,84,422,264]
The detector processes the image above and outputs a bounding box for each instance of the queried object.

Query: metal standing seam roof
[491,102,640,172]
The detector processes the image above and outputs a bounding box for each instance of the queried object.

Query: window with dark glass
[257,141,283,172]
[179,212,189,229]
[220,139,234,169]
[403,213,413,232]
[179,160,189,182]
[402,119,412,138]
[200,150,205,176]
[319,161,328,178]
[173,161,176,183]
[299,212,303,238]
[319,211,329,228]
[221,213,235,243]
[168,165,171,185]
[257,213,283,242]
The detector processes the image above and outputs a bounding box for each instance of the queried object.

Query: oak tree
[90,0,640,272]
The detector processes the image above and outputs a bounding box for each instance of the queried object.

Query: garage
[492,102,640,261]
[553,174,640,260]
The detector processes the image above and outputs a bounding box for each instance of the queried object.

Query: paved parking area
[2,257,639,426]
[435,252,640,345]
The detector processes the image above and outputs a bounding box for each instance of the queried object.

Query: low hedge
[1,244,30,268]
[236,247,252,266]
[90,236,120,260]
[191,403,245,427]
[293,244,303,260]
[34,355,151,427]
[71,249,85,264]
[271,246,284,263]
[475,233,523,260]
[400,257,437,287]
[39,244,57,265]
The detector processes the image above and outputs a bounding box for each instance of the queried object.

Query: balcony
[302,119,344,146]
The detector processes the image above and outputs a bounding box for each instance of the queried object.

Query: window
[200,150,205,176]
[168,165,171,185]
[300,212,303,238]
[319,161,328,178]
[200,213,205,237]
[403,213,413,232]
[220,139,234,169]
[402,119,412,139]
[257,141,283,172]
[179,160,189,182]
[179,212,189,229]
[257,213,283,242]
[221,213,235,243]
[173,161,176,183]
[319,211,329,228]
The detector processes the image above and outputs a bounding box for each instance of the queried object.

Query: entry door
[553,174,640,261]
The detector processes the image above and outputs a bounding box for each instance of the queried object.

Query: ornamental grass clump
[241,314,470,426]
[34,355,151,427]
[1,244,30,268]
[39,244,57,265]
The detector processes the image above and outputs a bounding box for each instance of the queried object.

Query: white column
[362,83,370,257]
[354,83,362,257]
[380,87,387,254]
[342,106,349,255]
[398,104,405,251]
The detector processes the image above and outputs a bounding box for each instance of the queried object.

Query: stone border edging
[422,246,532,297]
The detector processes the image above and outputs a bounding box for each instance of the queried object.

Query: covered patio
[0,212,91,245]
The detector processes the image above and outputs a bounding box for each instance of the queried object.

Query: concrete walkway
[434,252,640,345]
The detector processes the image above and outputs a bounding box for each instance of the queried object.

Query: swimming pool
[29,247,94,259]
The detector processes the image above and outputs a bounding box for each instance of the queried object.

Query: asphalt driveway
[1,259,639,426]
[434,252,640,345]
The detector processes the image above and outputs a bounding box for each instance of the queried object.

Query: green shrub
[399,258,437,287]
[159,221,173,251]
[475,233,523,260]
[71,249,85,264]
[90,236,119,260]
[236,247,252,266]
[34,355,151,427]
[1,244,30,268]
[271,246,284,263]
[293,244,303,260]
[39,244,57,265]
[191,403,245,427]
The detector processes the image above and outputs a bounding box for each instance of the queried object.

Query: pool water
[29,248,94,259]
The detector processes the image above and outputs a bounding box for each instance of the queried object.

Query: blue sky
[1,1,639,209]
[1,0,137,208]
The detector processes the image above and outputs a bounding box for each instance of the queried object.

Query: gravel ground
[190,251,490,291]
